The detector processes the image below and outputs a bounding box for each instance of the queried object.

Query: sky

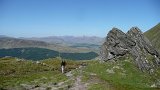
[0,0,160,37]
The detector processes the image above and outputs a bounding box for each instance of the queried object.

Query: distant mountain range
[21,36,104,51]
[144,23,160,52]
[0,36,104,53]
[0,37,94,53]
[0,36,101,60]
[0,23,159,53]
[21,36,104,45]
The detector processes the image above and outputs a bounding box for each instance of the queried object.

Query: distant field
[70,43,100,50]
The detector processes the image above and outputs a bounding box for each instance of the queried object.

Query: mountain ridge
[19,35,104,45]
[144,23,160,52]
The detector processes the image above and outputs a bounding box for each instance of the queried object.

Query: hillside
[0,37,92,53]
[0,47,98,60]
[0,56,160,90]
[0,57,82,90]
[144,23,160,52]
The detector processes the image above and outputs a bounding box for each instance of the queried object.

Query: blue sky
[0,0,160,37]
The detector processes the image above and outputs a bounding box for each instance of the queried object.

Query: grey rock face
[100,27,160,71]
[100,28,135,60]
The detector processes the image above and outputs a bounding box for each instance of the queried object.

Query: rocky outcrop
[100,27,160,72]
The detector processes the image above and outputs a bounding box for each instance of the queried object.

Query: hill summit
[100,27,160,72]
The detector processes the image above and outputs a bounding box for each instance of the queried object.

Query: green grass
[83,56,160,90]
[0,57,81,89]
[41,58,82,72]
[144,23,160,52]
[1,56,160,90]
[0,71,67,88]
[88,83,109,90]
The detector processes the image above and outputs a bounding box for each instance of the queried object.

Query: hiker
[61,60,66,73]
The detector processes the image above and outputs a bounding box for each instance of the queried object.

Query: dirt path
[70,75,87,90]
[66,65,115,90]
[20,65,115,90]
[66,66,87,90]
[69,66,87,90]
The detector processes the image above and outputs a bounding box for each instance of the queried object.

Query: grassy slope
[144,23,160,52]
[1,56,160,90]
[82,56,160,90]
[0,57,81,89]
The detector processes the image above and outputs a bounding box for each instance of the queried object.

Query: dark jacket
[61,61,66,66]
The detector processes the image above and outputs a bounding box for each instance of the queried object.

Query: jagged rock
[100,27,160,72]
[100,28,135,60]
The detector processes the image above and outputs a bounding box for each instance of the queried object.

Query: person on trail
[61,60,66,73]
